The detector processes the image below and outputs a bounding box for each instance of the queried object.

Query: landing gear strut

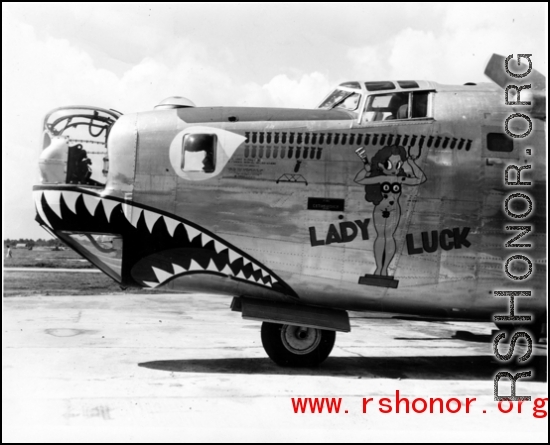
[261,322,336,367]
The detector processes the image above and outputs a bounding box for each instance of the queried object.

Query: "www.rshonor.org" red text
[291,391,548,417]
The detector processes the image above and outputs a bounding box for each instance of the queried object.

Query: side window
[481,125,518,161]
[487,133,513,152]
[364,93,408,122]
[181,134,216,172]
[411,92,429,118]
[363,91,432,122]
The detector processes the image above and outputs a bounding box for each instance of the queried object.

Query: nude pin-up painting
[354,144,426,288]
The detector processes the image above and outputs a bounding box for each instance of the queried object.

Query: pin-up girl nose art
[354,144,427,288]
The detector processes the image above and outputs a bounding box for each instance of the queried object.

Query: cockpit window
[318,89,361,111]
[365,81,396,91]
[397,80,420,89]
[363,91,432,122]
[339,81,361,90]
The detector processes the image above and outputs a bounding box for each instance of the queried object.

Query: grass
[3,270,168,297]
[4,247,94,269]
[3,247,166,296]
[4,270,120,296]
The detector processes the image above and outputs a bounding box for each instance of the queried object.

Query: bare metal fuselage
[34,82,546,322]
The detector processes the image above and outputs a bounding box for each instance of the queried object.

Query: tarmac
[2,292,548,442]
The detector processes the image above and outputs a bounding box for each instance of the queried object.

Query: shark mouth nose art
[33,187,296,296]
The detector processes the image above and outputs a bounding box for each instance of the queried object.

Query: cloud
[387,29,440,80]
[2,8,333,238]
[2,10,116,238]
[2,3,547,239]
[3,6,334,114]
[348,5,547,86]
[260,72,333,108]
[347,45,390,81]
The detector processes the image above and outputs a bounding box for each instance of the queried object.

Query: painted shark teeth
[143,210,161,233]
[33,190,52,228]
[35,189,282,291]
[227,249,240,264]
[172,263,186,275]
[188,259,202,271]
[102,199,119,222]
[212,240,225,254]
[185,224,201,242]
[143,252,277,288]
[205,259,218,272]
[61,191,78,214]
[44,190,63,218]
[152,266,173,283]
[163,217,180,236]
[83,194,101,216]
[235,270,247,280]
[201,233,213,246]
[124,206,142,228]
[219,264,233,275]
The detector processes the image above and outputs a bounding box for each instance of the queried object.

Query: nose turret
[37,106,121,187]
[33,106,125,281]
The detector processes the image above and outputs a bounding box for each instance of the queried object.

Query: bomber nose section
[34,106,125,282]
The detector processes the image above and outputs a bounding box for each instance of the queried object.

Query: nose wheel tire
[261,322,336,367]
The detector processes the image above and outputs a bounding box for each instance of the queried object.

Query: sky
[2,2,548,239]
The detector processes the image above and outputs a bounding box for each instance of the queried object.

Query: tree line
[4,238,66,248]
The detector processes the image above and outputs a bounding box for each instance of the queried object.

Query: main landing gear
[261,322,336,367]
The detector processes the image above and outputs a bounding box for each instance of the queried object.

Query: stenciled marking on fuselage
[406,227,471,255]
[307,198,345,212]
[309,219,370,247]
[276,160,308,185]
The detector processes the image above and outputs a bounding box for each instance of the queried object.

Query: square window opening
[487,133,514,152]
[182,134,217,173]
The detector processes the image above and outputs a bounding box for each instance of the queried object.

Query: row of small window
[361,134,472,150]
[421,135,473,151]
[244,145,324,160]
[245,131,406,146]
[243,132,473,152]
[245,131,369,145]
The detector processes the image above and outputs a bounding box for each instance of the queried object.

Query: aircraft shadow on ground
[139,355,547,381]
[394,330,495,343]
[395,330,548,345]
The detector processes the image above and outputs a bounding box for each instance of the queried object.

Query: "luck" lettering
[406,227,471,255]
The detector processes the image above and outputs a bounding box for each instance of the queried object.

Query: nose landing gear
[260,322,336,367]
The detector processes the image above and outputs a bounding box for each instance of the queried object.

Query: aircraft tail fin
[485,53,546,119]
